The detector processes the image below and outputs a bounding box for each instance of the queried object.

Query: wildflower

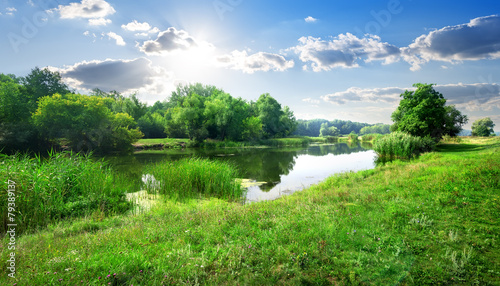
[59,279,63,282]
[98,277,101,280]
[107,275,111,278]
[139,270,143,273]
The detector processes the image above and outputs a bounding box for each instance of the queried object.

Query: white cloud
[320,83,500,112]
[88,18,111,26]
[27,0,35,7]
[322,86,406,105]
[6,7,17,12]
[216,50,294,73]
[291,33,400,71]
[54,58,173,96]
[302,97,320,104]
[305,16,317,23]
[402,15,500,70]
[105,32,125,46]
[139,27,211,55]
[50,0,115,25]
[122,20,151,31]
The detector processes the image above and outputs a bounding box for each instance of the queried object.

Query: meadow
[1,137,499,285]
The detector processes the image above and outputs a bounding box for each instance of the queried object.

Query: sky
[1,0,500,129]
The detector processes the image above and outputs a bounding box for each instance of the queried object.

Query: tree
[319,123,339,137]
[21,67,71,111]
[391,83,466,140]
[443,105,468,137]
[32,93,142,152]
[472,117,495,137]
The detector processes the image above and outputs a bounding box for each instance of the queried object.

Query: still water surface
[106,142,376,203]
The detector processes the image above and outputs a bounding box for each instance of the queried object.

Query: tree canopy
[471,117,495,137]
[391,83,467,140]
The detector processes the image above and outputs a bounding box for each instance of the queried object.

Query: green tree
[391,83,451,140]
[471,117,495,137]
[443,105,468,137]
[319,123,339,137]
[32,93,142,152]
[137,112,167,138]
[21,67,71,111]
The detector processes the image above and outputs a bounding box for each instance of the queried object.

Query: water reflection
[103,142,376,203]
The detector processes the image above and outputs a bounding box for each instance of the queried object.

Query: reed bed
[145,157,244,201]
[373,131,436,159]
[0,152,132,235]
[361,133,383,142]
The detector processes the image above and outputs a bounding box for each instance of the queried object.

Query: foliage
[374,131,436,159]
[32,93,143,153]
[471,117,495,136]
[294,119,375,137]
[145,157,244,201]
[137,112,167,138]
[359,124,391,135]
[391,84,467,141]
[347,132,359,142]
[319,122,339,137]
[361,133,383,142]
[0,152,132,235]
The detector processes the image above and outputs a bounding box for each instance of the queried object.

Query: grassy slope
[2,138,499,285]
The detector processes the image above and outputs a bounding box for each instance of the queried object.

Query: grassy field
[1,137,499,285]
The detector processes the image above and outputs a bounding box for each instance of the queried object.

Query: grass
[373,131,436,159]
[145,157,245,202]
[1,137,499,285]
[0,152,133,236]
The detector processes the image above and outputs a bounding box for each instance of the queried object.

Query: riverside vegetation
[1,137,499,285]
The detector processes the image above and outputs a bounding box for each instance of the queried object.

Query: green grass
[1,137,499,285]
[145,157,245,202]
[0,152,133,236]
[361,133,383,142]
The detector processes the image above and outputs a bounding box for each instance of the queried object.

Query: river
[105,142,377,203]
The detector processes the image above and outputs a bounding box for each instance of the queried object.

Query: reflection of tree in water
[306,143,370,156]
[226,149,298,192]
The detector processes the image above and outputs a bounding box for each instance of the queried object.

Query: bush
[348,132,359,142]
[361,133,383,142]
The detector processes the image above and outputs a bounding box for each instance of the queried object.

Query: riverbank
[2,137,499,285]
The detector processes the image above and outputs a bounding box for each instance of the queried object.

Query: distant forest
[292,119,390,137]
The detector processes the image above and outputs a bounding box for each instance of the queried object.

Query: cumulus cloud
[322,86,406,105]
[402,15,500,70]
[216,50,294,73]
[139,27,209,55]
[50,0,115,25]
[105,32,125,46]
[88,18,111,26]
[321,83,500,111]
[54,58,173,95]
[291,33,400,71]
[305,16,317,23]
[122,20,151,31]
[434,83,500,111]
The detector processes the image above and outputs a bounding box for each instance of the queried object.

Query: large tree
[471,117,495,137]
[32,93,143,152]
[391,83,467,140]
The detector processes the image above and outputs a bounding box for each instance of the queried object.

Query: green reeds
[361,133,383,142]
[0,152,132,235]
[373,131,436,159]
[145,157,244,202]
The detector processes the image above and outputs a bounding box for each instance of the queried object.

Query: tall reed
[0,152,132,235]
[144,157,244,202]
[373,132,436,159]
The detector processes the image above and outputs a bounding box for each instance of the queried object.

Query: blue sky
[2,0,500,129]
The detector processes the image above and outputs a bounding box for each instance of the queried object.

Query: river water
[106,142,377,203]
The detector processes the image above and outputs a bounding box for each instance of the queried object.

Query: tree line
[0,68,297,154]
[293,119,391,137]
